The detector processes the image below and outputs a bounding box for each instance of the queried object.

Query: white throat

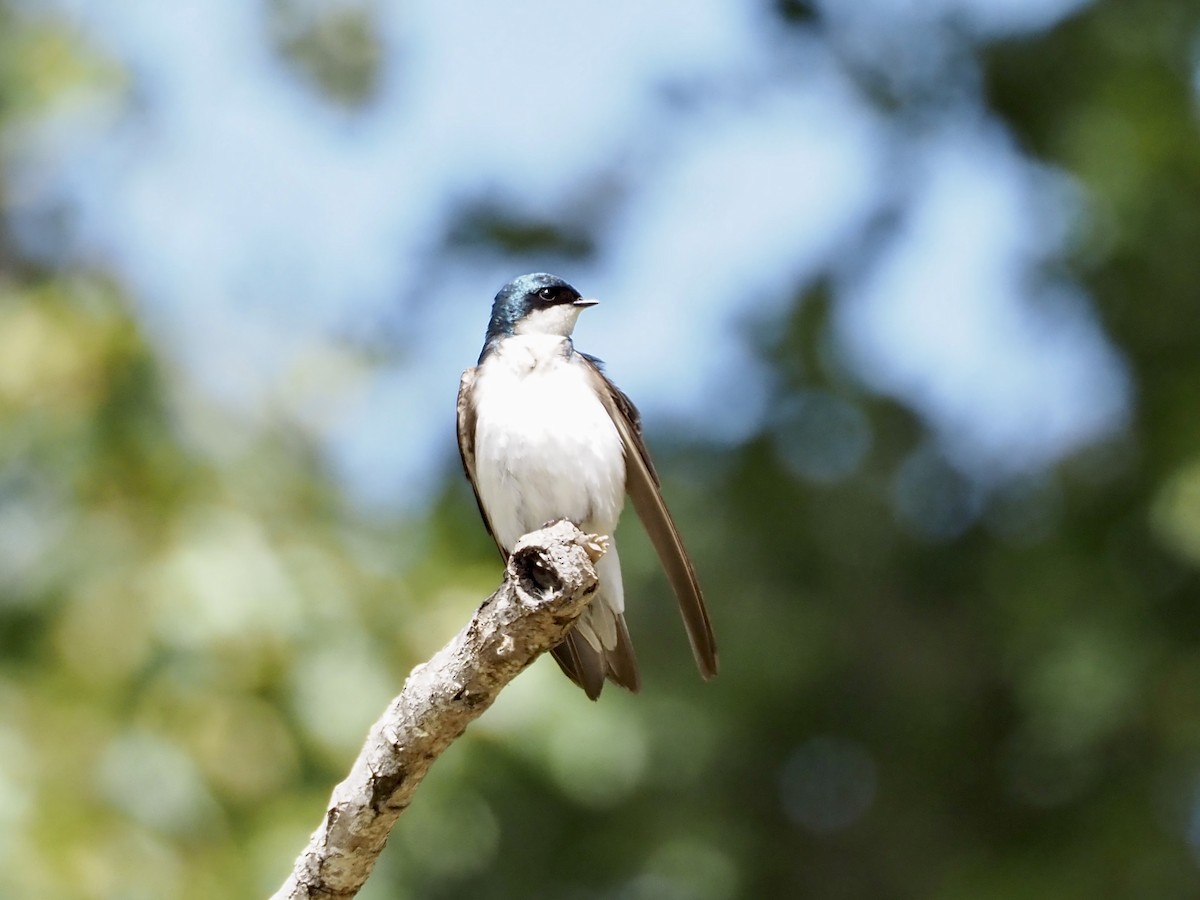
[513,303,585,338]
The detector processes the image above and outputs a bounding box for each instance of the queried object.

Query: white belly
[472,337,626,551]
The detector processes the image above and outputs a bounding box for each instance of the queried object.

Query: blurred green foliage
[267,0,383,108]
[4,1,1200,898]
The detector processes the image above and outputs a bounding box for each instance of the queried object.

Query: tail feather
[550,631,605,700]
[603,614,641,693]
[548,534,641,698]
[549,615,640,699]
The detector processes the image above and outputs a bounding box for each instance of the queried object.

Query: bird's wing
[456,367,507,561]
[580,354,718,679]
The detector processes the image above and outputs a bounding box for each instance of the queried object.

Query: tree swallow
[457,273,718,699]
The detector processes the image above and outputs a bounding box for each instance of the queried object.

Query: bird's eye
[538,287,555,301]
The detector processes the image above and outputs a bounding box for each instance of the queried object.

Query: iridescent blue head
[480,273,598,362]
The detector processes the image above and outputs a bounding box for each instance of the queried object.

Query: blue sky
[14,0,1127,510]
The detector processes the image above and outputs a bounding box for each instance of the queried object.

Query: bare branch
[271,520,604,900]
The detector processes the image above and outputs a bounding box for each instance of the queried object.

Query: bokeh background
[3,0,1200,897]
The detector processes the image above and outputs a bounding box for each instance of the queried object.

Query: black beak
[573,297,600,308]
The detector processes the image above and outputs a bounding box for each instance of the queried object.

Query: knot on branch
[507,519,607,602]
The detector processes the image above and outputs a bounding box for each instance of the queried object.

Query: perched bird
[456,272,718,699]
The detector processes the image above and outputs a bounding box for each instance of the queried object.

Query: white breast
[472,335,626,551]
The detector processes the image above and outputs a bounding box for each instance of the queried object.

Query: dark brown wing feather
[581,357,719,679]
[457,368,507,560]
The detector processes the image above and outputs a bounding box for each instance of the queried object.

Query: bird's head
[485,273,598,345]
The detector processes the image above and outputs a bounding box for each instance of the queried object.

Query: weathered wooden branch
[271,520,604,900]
